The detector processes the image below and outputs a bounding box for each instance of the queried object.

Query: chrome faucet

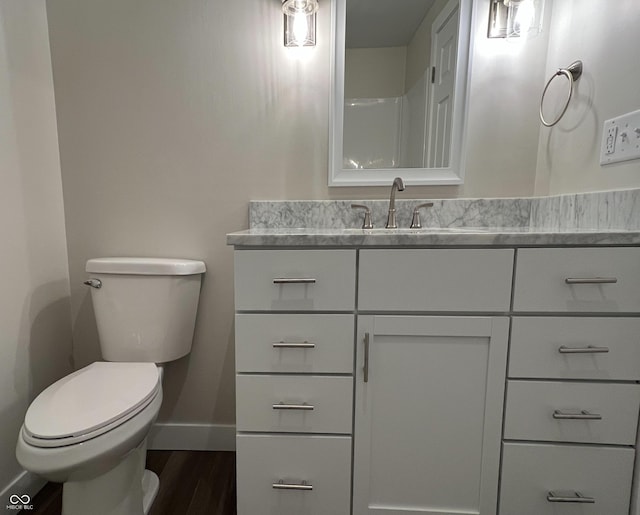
[385,177,405,228]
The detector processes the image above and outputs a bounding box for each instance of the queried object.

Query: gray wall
[32,0,640,450]
[45,0,554,436]
[0,0,635,492]
[534,0,640,194]
[0,0,72,498]
[47,0,332,432]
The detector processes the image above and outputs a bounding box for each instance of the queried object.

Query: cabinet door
[353,316,509,515]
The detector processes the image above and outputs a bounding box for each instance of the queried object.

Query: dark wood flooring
[21,451,237,515]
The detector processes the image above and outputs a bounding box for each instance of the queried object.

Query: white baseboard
[148,423,236,451]
[0,471,46,511]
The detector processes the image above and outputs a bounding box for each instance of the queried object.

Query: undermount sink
[343,227,493,234]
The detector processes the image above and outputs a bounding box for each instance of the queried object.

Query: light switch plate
[600,108,640,165]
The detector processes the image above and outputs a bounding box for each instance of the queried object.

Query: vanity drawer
[236,434,351,515]
[504,381,640,445]
[358,249,514,311]
[500,442,634,515]
[236,375,353,434]
[509,317,640,380]
[235,314,354,374]
[513,247,640,312]
[234,250,356,311]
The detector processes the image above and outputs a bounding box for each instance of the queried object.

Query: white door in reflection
[428,1,459,168]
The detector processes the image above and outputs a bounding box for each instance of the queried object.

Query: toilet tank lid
[86,257,206,275]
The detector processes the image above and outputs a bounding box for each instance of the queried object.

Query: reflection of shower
[343,97,402,169]
[343,70,429,170]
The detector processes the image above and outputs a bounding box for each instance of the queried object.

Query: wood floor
[22,451,237,515]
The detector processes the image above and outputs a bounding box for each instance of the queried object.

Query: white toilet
[16,257,206,515]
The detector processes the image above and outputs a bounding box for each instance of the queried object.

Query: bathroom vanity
[228,208,640,515]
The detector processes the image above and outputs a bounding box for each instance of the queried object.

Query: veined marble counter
[228,188,640,247]
[227,227,640,247]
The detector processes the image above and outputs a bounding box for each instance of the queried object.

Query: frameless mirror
[329,0,473,186]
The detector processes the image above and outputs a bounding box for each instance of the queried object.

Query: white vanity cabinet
[234,249,356,515]
[500,247,640,515]
[352,249,513,515]
[233,244,640,515]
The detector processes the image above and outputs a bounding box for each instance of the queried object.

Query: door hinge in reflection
[431,67,436,84]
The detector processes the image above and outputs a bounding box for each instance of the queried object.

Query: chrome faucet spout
[386,177,405,228]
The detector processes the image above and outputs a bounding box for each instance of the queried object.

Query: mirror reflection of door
[343,0,459,170]
[428,1,459,168]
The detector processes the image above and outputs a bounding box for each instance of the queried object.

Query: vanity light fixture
[282,0,318,47]
[488,0,544,39]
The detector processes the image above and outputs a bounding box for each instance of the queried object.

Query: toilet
[16,257,206,515]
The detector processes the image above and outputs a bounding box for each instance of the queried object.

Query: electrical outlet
[601,108,640,165]
[605,125,617,155]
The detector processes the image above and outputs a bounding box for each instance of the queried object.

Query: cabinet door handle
[363,332,370,383]
[547,491,595,503]
[273,480,313,491]
[273,278,316,284]
[272,402,314,411]
[272,341,315,349]
[565,277,617,284]
[558,345,610,354]
[553,410,603,420]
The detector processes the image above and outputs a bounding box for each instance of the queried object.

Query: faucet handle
[351,204,373,229]
[410,202,434,229]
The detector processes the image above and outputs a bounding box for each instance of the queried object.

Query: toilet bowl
[16,362,163,515]
[16,258,206,515]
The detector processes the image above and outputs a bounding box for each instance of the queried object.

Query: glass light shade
[282,0,318,16]
[488,0,544,38]
[283,2,317,47]
[512,0,535,35]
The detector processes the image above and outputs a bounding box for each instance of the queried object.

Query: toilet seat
[24,362,160,448]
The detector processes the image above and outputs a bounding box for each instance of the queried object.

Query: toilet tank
[85,258,206,363]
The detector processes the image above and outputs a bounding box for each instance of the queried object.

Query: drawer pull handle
[273,278,316,284]
[273,341,315,349]
[273,480,313,491]
[565,277,617,284]
[558,345,610,354]
[547,491,595,504]
[553,410,603,420]
[363,332,370,383]
[272,402,315,411]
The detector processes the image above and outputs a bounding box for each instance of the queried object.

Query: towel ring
[539,60,583,127]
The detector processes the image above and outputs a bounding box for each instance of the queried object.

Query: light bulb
[514,0,535,35]
[283,0,317,47]
[292,12,309,46]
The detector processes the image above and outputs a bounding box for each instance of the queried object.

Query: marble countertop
[227,227,640,247]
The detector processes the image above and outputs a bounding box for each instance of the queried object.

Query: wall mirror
[329,0,473,186]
